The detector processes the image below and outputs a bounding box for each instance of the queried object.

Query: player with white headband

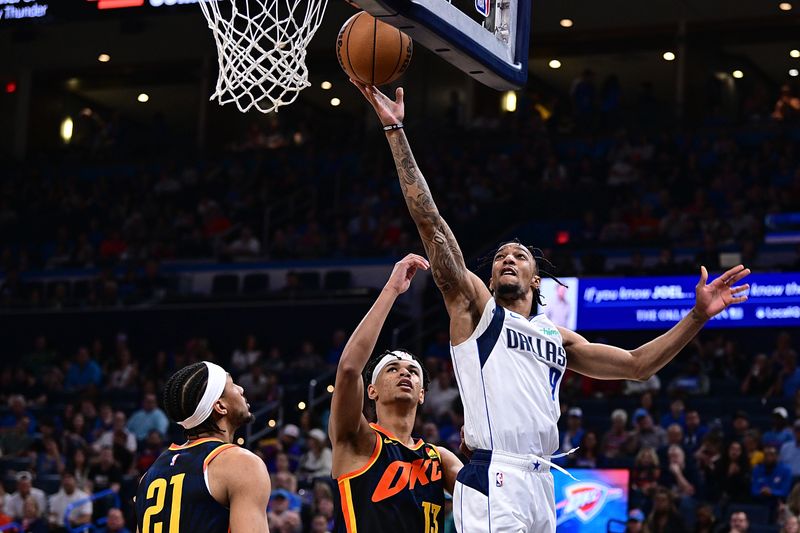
[135,361,270,533]
[330,253,463,533]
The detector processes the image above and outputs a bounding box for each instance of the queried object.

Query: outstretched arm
[329,254,429,448]
[566,265,751,380]
[351,82,490,343]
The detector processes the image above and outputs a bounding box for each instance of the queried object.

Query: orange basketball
[336,11,413,86]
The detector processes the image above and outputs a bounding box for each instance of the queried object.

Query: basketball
[336,11,413,86]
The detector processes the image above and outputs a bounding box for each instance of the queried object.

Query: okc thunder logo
[556,482,623,523]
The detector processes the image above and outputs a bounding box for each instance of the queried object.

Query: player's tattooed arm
[386,131,468,295]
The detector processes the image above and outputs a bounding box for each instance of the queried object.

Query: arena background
[1,1,800,532]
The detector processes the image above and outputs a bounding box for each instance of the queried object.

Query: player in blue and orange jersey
[329,253,462,533]
[135,362,270,533]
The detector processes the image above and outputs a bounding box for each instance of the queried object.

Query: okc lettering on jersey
[505,328,566,367]
[371,458,442,502]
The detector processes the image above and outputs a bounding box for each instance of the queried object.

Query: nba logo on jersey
[495,472,504,487]
[474,0,490,18]
[170,454,180,466]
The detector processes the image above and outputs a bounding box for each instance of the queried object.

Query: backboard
[355,0,531,90]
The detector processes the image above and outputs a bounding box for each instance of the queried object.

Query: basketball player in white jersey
[352,80,751,533]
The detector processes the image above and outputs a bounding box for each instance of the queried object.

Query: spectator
[270,453,298,494]
[106,348,138,392]
[297,429,332,484]
[743,429,765,468]
[626,508,645,533]
[35,437,65,477]
[631,447,661,504]
[309,513,330,533]
[267,490,301,533]
[773,353,800,400]
[660,445,697,513]
[694,503,716,533]
[94,411,137,455]
[730,410,751,443]
[424,369,460,420]
[623,373,661,396]
[741,353,775,398]
[782,515,800,533]
[660,399,686,429]
[4,472,47,522]
[560,407,585,455]
[64,347,103,393]
[126,393,169,442]
[601,409,632,460]
[48,471,92,530]
[97,508,131,533]
[68,448,91,491]
[87,447,122,493]
[135,430,165,474]
[0,395,36,434]
[18,497,48,533]
[683,410,708,453]
[570,431,599,468]
[227,226,261,256]
[773,84,800,122]
[231,334,261,375]
[238,364,270,402]
[751,445,792,504]
[0,416,34,456]
[718,511,750,533]
[631,409,667,451]
[764,407,794,450]
[779,419,800,481]
[644,488,687,533]
[709,440,751,504]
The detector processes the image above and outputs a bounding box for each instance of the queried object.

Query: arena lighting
[791,49,800,58]
[559,18,573,28]
[732,70,744,79]
[268,419,277,428]
[137,93,149,103]
[791,69,799,77]
[5,82,16,94]
[321,81,332,90]
[326,385,335,393]
[330,97,341,106]
[779,2,792,10]
[548,59,562,69]
[501,91,517,112]
[663,51,676,61]
[97,53,111,63]
[236,438,244,445]
[60,117,73,144]
[297,401,306,410]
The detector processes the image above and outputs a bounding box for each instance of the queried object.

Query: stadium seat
[34,474,62,495]
[242,273,269,294]
[748,525,779,533]
[71,280,91,301]
[324,270,351,290]
[211,274,240,295]
[296,272,320,290]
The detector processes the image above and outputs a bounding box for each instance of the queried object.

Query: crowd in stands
[0,325,798,532]
[2,78,800,309]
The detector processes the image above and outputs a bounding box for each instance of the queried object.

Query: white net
[198,0,330,114]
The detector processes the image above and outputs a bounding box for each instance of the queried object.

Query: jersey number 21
[142,474,185,533]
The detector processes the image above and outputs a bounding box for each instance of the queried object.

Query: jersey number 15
[142,474,185,533]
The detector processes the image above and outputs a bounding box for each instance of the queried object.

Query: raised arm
[566,265,750,380]
[351,82,491,342]
[329,254,429,450]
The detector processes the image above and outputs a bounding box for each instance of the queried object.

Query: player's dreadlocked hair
[162,362,223,438]
[479,238,568,307]
[362,349,430,422]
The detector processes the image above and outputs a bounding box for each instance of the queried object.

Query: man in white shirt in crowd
[3,471,47,521]
[48,471,92,530]
[93,411,137,454]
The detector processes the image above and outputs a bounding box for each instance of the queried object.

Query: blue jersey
[135,438,236,533]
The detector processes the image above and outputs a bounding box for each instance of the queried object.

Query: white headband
[178,362,227,429]
[371,351,423,386]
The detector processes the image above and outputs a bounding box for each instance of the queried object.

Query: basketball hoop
[198,0,330,113]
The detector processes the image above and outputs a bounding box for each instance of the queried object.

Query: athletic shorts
[453,449,560,533]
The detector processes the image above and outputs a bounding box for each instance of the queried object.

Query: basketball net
[199,0,329,113]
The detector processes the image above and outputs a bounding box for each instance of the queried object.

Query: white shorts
[454,449,557,533]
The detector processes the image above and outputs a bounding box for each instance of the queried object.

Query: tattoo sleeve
[386,130,467,294]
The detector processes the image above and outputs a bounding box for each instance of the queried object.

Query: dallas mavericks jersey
[451,298,567,456]
[135,438,235,533]
[336,423,445,533]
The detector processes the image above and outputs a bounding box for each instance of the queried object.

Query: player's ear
[213,398,228,417]
[367,383,378,401]
[532,275,541,290]
[418,388,425,406]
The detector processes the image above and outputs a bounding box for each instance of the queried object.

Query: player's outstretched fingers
[728,267,751,285]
